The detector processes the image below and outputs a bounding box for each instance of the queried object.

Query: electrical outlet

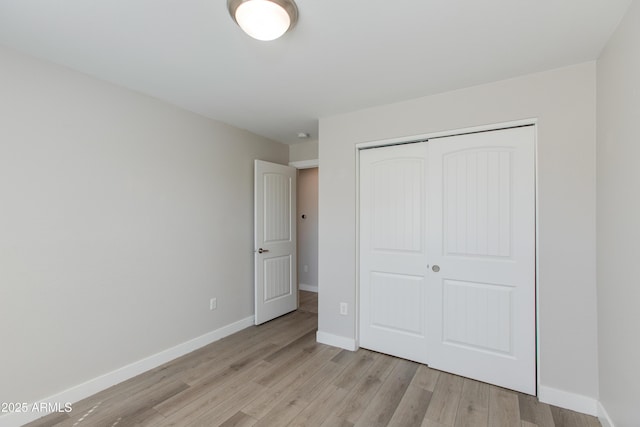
[210,298,217,311]
[340,302,348,316]
[303,265,309,273]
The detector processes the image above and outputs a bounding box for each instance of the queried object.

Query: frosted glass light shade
[228,0,298,41]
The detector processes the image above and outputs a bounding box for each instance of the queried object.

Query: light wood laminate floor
[26,291,600,427]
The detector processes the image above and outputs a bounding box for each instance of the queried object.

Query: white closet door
[427,126,536,394]
[359,142,430,364]
[358,126,536,395]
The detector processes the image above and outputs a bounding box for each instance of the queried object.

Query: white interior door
[359,126,536,395]
[359,142,430,363]
[254,160,297,325]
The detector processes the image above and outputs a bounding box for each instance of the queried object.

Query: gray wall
[318,63,599,403]
[0,46,287,404]
[597,1,640,425]
[296,168,319,291]
[289,140,319,162]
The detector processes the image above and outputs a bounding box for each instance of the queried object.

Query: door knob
[258,248,269,254]
[432,265,440,272]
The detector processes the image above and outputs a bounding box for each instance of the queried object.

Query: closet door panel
[427,126,536,395]
[359,142,430,364]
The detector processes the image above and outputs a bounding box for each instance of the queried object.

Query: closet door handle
[258,248,269,254]
[432,265,440,272]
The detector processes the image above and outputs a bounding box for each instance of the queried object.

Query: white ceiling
[0,0,631,144]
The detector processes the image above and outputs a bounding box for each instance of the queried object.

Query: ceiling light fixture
[228,0,299,41]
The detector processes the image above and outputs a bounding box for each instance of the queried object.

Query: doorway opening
[296,167,318,294]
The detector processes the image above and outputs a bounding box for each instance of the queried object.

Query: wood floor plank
[331,349,360,365]
[121,406,168,426]
[156,360,270,422]
[168,371,267,427]
[550,405,600,427]
[185,380,267,427]
[333,349,378,390]
[179,339,278,385]
[265,311,317,347]
[288,384,349,427]
[488,386,521,427]
[218,411,257,427]
[253,341,324,388]
[263,329,316,363]
[387,384,432,427]
[411,364,441,392]
[252,396,307,427]
[518,394,555,427]
[299,291,318,314]
[227,343,280,372]
[154,348,273,417]
[318,414,356,427]
[424,372,464,426]
[23,412,70,427]
[336,354,398,424]
[582,414,604,427]
[159,312,303,384]
[353,359,419,427]
[246,347,349,425]
[454,379,490,427]
[56,379,188,427]
[66,360,191,417]
[422,420,450,427]
[289,357,344,402]
[241,346,339,419]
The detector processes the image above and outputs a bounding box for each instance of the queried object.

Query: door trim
[354,118,539,394]
[289,159,319,169]
[355,118,537,150]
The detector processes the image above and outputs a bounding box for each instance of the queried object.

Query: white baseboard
[538,385,598,416]
[299,283,318,293]
[0,316,255,427]
[598,401,615,427]
[316,331,358,351]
